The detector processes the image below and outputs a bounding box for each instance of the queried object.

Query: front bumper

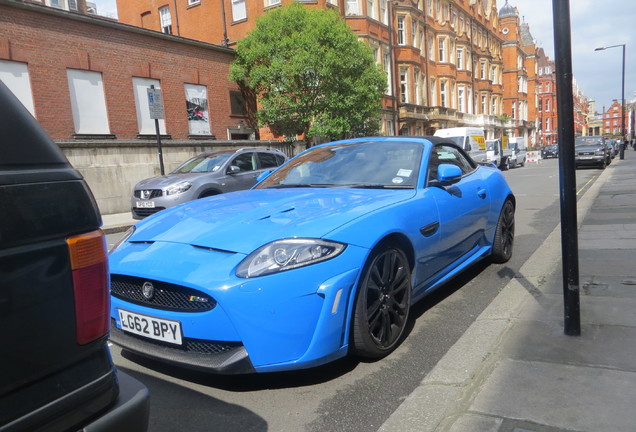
[109,241,366,373]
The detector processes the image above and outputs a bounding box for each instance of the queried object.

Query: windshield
[256,140,423,189]
[575,137,603,147]
[171,153,232,174]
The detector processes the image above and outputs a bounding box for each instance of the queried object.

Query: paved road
[107,158,604,432]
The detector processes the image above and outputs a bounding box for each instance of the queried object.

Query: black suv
[0,82,149,431]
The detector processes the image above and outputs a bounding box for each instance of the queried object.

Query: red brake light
[67,230,110,345]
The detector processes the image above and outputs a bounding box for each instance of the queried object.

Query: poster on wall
[185,84,210,135]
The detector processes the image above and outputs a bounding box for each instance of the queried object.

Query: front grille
[132,207,165,218]
[134,189,163,199]
[111,275,216,312]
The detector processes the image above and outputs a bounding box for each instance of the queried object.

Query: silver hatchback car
[131,147,287,219]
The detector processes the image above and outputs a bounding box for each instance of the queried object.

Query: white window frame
[438,37,446,62]
[132,77,166,135]
[232,0,246,21]
[397,16,405,45]
[367,0,376,20]
[265,0,281,6]
[159,6,172,34]
[384,52,392,96]
[400,67,409,104]
[457,85,465,113]
[0,60,36,117]
[456,47,463,70]
[346,0,359,15]
[67,69,110,135]
[440,80,447,107]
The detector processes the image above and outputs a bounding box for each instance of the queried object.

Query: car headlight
[595,150,605,156]
[236,238,346,278]
[109,225,136,254]
[165,181,192,196]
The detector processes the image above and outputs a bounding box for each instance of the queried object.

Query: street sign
[147,87,164,119]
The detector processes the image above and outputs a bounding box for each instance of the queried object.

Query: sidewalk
[378,153,636,432]
[102,212,136,234]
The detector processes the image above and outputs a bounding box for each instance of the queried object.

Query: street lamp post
[595,44,626,142]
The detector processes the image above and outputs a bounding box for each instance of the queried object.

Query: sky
[91,0,635,113]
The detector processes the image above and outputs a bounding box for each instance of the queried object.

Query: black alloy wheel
[351,244,411,359]
[491,199,515,263]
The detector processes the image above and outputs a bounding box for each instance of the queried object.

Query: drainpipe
[220,0,229,46]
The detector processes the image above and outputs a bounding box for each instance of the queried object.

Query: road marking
[577,176,597,195]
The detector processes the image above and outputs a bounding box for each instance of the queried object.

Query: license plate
[136,201,155,208]
[118,309,182,345]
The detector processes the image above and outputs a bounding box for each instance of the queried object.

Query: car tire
[491,199,515,263]
[350,244,411,359]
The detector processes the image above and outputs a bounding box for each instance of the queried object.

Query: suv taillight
[67,230,110,345]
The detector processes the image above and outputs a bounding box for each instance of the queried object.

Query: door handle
[477,188,487,199]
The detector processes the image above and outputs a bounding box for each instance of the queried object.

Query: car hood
[135,172,214,189]
[128,188,415,254]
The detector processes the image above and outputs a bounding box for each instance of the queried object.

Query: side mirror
[256,170,272,183]
[437,164,463,182]
[227,165,241,175]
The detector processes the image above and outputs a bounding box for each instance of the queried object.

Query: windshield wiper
[350,184,414,189]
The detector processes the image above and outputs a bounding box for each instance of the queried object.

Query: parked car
[541,145,559,159]
[0,82,149,431]
[575,136,610,169]
[132,147,288,219]
[109,137,515,374]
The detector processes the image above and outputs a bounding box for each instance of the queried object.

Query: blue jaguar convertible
[109,137,515,374]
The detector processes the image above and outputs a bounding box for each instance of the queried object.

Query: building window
[512,101,517,119]
[346,0,359,15]
[430,78,437,106]
[367,0,376,19]
[546,99,550,112]
[185,84,210,135]
[265,0,281,6]
[546,117,551,131]
[480,60,486,79]
[457,85,465,113]
[481,94,487,114]
[412,21,418,47]
[400,67,409,103]
[490,66,496,83]
[188,0,200,5]
[232,0,246,21]
[67,69,110,135]
[397,16,405,45]
[159,6,172,34]
[68,0,78,10]
[438,37,445,62]
[0,60,36,117]
[491,97,497,115]
[440,80,447,107]
[384,52,392,96]
[132,77,166,135]
[327,0,338,5]
[230,90,248,116]
[414,70,421,105]
[380,0,388,24]
[456,47,463,70]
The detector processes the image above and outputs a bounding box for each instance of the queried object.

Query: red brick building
[536,48,557,146]
[603,100,628,139]
[0,0,250,141]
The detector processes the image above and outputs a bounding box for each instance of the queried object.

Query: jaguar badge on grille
[142,282,155,300]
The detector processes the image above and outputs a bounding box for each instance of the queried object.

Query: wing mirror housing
[437,164,463,182]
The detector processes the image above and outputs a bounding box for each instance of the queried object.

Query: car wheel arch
[197,188,222,199]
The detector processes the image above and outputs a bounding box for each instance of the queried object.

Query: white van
[509,137,526,168]
[434,127,487,163]
[485,137,512,170]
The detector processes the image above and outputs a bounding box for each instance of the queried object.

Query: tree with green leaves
[229,3,387,145]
